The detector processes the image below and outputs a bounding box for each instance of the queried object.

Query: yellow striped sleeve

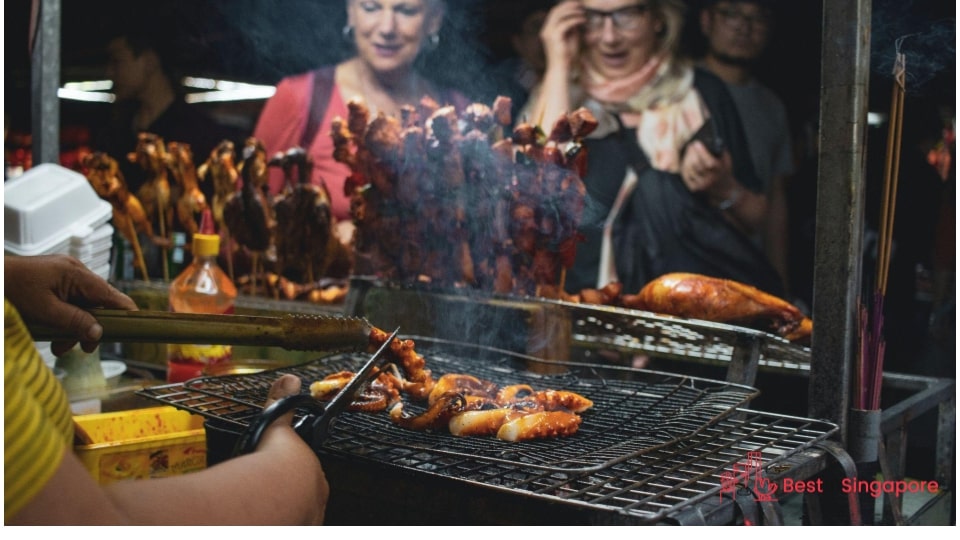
[5,299,73,522]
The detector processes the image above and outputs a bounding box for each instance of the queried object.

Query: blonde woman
[525,0,782,296]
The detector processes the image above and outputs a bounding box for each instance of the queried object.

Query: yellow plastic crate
[74,406,207,485]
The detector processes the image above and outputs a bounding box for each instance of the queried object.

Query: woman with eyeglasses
[523,0,785,297]
[253,0,469,245]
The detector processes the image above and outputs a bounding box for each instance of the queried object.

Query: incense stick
[877,50,907,295]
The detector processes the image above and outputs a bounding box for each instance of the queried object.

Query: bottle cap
[193,209,219,256]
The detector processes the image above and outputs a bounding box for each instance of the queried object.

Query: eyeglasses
[713,7,771,31]
[583,4,651,33]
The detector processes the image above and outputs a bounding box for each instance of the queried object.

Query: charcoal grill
[137,337,837,524]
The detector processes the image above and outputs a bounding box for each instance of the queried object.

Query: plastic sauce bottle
[166,212,237,383]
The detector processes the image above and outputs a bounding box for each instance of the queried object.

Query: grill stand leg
[808,440,863,525]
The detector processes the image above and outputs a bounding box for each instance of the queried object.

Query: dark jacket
[566,68,784,297]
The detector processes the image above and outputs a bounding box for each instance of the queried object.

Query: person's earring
[427,33,440,50]
[342,24,355,42]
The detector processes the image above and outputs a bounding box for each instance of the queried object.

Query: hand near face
[540,0,586,70]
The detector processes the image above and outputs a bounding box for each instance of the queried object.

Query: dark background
[4,0,954,135]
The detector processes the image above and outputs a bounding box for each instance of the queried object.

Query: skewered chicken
[128,132,173,278]
[269,147,351,283]
[166,141,208,237]
[197,140,239,235]
[223,137,275,293]
[620,272,812,341]
[82,152,155,280]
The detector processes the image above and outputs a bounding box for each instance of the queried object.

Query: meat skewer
[223,137,274,295]
[197,140,240,280]
[128,132,172,280]
[82,152,153,280]
[166,141,208,239]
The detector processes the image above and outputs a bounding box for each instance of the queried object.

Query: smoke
[871,0,956,95]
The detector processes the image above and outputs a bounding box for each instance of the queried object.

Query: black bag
[570,124,785,297]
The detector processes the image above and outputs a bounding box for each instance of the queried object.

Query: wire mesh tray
[137,336,759,473]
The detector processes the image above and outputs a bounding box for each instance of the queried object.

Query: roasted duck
[621,272,813,342]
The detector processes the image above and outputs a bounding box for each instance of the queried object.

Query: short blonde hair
[652,0,687,57]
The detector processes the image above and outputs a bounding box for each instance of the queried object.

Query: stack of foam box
[4,163,114,279]
[4,164,115,365]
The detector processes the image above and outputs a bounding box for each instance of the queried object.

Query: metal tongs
[231,327,400,456]
[27,308,373,352]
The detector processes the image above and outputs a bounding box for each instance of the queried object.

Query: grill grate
[137,338,836,523]
[550,299,812,372]
[138,337,757,473]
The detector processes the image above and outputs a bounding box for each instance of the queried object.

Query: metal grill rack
[345,280,813,388]
[549,299,812,374]
[138,338,758,472]
[136,338,839,524]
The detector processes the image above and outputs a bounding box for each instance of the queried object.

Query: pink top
[253,70,352,221]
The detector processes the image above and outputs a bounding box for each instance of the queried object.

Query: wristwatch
[718,186,743,211]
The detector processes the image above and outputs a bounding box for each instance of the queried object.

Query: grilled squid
[449,408,526,437]
[309,369,401,412]
[389,391,467,431]
[370,327,436,400]
[496,411,582,442]
[428,373,498,405]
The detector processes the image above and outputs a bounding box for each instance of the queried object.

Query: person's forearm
[105,425,326,525]
[532,65,572,129]
[717,184,768,235]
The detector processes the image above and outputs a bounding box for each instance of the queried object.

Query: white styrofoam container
[4,164,112,256]
[71,222,115,247]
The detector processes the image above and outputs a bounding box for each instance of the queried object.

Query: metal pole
[31,0,61,165]
[808,0,872,442]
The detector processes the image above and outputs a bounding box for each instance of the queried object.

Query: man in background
[698,0,795,297]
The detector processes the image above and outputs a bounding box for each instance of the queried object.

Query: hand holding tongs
[231,327,400,456]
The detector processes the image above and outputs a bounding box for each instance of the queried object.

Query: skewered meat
[621,272,810,339]
[128,132,173,244]
[270,147,351,283]
[197,140,239,234]
[223,138,275,292]
[82,152,156,279]
[166,141,208,237]
[333,96,595,293]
